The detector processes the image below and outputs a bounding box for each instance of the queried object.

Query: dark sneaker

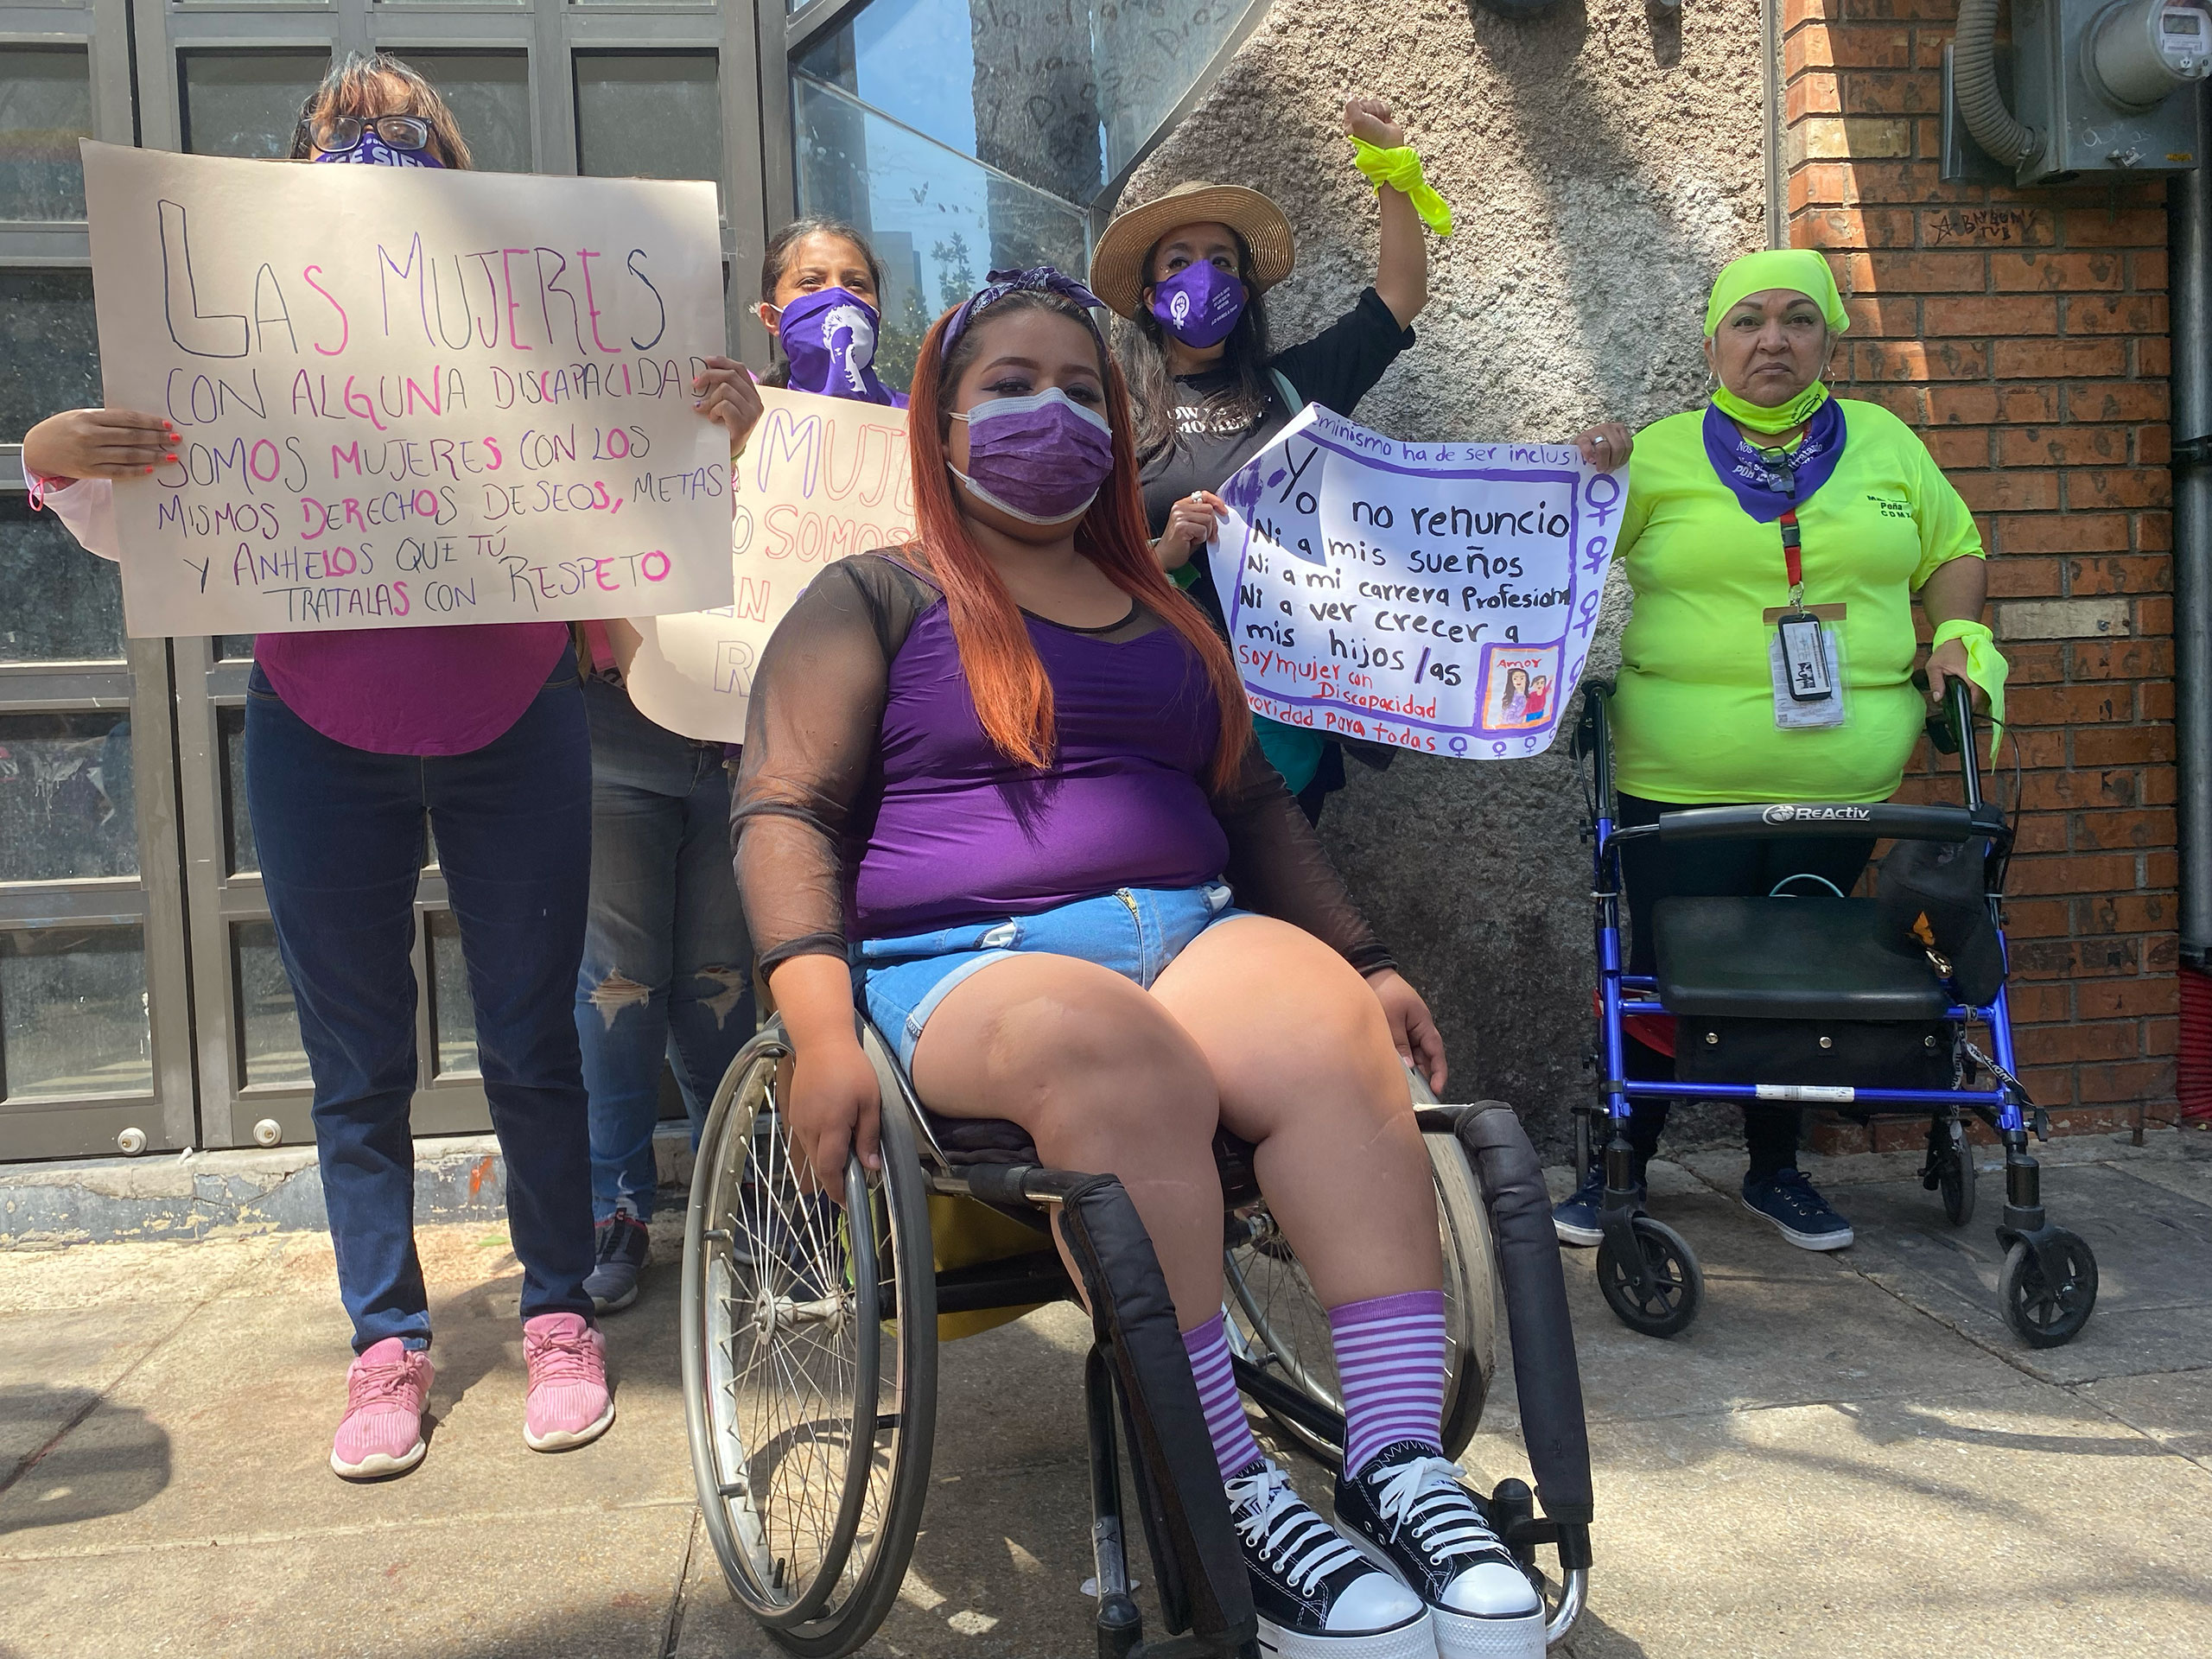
[1224,1458,1433,1659]
[1552,1164,1643,1249]
[1335,1442,1544,1659]
[1741,1168,1854,1251]
[583,1207,651,1313]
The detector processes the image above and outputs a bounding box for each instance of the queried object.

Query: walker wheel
[1595,1216,1703,1338]
[1938,1124,1975,1228]
[1999,1231,2097,1349]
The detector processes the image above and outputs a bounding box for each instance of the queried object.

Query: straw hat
[1089,181,1297,321]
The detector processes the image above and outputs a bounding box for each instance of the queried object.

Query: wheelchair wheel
[1223,1090,1497,1469]
[1998,1230,2098,1349]
[682,1021,938,1657]
[1595,1216,1702,1338]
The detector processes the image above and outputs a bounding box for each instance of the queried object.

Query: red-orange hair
[906,290,1252,793]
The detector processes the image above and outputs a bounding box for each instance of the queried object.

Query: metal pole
[2173,86,2212,966]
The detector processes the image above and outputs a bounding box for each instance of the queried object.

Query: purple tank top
[255,622,570,755]
[852,601,1230,938]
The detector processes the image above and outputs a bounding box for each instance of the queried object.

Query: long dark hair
[289,54,472,169]
[908,289,1251,791]
[758,216,886,389]
[1117,226,1276,465]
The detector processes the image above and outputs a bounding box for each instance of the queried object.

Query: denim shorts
[854,882,1246,1070]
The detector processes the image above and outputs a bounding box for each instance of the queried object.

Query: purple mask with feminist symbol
[310,132,443,168]
[775,286,904,407]
[1149,260,1245,348]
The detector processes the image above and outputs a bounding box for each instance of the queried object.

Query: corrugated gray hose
[1956,0,2040,167]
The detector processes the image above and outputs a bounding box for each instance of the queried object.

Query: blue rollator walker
[1570,675,2100,1348]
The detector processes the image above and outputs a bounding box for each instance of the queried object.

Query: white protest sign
[81,142,732,637]
[620,386,915,741]
[1218,405,1627,759]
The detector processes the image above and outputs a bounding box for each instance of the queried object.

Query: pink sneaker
[523,1313,614,1452]
[331,1338,435,1480]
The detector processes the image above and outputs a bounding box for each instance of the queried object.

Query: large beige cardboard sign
[620,386,915,741]
[82,142,732,637]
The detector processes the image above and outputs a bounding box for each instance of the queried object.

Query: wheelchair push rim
[681,1023,938,1649]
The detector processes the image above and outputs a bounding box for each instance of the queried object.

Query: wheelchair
[1570,677,2099,1349]
[679,1015,1598,1657]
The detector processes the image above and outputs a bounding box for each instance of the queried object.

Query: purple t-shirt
[850,600,1230,938]
[255,623,570,755]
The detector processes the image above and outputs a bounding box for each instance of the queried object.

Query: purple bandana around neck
[1701,396,1847,523]
[310,133,444,168]
[778,286,902,406]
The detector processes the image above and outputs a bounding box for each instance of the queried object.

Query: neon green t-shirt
[1612,399,1984,804]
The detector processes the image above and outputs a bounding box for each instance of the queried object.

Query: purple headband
[938,266,1108,359]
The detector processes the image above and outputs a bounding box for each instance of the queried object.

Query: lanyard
[1758,444,1807,610]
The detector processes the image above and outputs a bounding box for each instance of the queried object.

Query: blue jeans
[855,882,1242,1071]
[577,679,755,1222]
[245,650,595,1352]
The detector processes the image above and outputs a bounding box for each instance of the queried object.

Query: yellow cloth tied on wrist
[1351,138,1453,237]
[1930,618,2007,763]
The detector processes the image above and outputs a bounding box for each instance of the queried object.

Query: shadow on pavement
[0,1388,169,1536]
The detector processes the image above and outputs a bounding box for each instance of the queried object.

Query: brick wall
[1781,0,2179,1141]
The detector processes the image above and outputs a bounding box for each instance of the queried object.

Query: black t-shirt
[1139,286,1414,630]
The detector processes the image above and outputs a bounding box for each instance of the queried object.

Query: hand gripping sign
[81,142,731,636]
[618,387,916,741]
[1217,404,1629,759]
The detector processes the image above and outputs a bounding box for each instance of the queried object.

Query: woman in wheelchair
[734,269,1548,1659]
[1551,248,2005,1255]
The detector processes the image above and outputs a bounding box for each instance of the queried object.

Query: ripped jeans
[576,678,756,1222]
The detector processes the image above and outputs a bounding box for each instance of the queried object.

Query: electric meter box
[2012,0,2209,181]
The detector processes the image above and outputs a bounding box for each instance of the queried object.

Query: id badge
[1777,613,1832,700]
[1764,603,1847,730]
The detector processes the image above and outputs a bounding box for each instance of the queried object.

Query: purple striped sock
[1181,1312,1264,1481]
[1329,1289,1446,1475]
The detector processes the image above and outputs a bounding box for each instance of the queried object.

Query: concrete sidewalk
[3,1128,2209,1659]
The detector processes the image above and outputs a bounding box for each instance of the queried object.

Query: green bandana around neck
[1712,378,1831,435]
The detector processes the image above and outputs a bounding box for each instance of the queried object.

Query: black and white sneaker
[1225,1458,1435,1659]
[1334,1443,1544,1659]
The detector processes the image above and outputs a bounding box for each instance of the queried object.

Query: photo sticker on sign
[1215,405,1628,761]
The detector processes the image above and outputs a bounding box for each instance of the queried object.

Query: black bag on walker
[1876,838,2004,1006]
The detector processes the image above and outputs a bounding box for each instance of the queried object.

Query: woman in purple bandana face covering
[18,51,761,1487]
[755,219,909,408]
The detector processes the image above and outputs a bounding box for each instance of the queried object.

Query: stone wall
[1123,3,1771,1154]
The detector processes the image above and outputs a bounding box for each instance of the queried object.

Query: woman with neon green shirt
[1551,248,2005,1256]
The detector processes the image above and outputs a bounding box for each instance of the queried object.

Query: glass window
[218,705,255,875]
[404,50,532,175]
[0,495,124,665]
[232,919,308,1087]
[180,51,331,160]
[0,45,93,220]
[0,713,137,880]
[0,269,99,442]
[574,51,721,204]
[427,910,479,1077]
[0,925,152,1102]
[792,75,1088,390]
[796,0,1262,207]
[217,635,254,661]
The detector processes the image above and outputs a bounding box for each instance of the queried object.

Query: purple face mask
[1149,260,1245,348]
[950,388,1116,525]
[776,286,900,406]
[311,132,443,168]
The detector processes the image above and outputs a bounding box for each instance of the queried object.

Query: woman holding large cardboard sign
[736,269,1549,1659]
[22,53,760,1485]
[570,217,903,1319]
[1548,248,2004,1257]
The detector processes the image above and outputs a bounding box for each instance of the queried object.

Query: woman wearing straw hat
[1092,99,1628,819]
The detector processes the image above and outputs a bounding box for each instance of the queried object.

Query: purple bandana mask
[776,286,903,407]
[950,388,1116,525]
[1149,261,1245,348]
[310,133,443,168]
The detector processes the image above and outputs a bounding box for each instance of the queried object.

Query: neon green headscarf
[1705,249,1850,433]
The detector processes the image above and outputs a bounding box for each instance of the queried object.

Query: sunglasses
[307,114,432,156]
